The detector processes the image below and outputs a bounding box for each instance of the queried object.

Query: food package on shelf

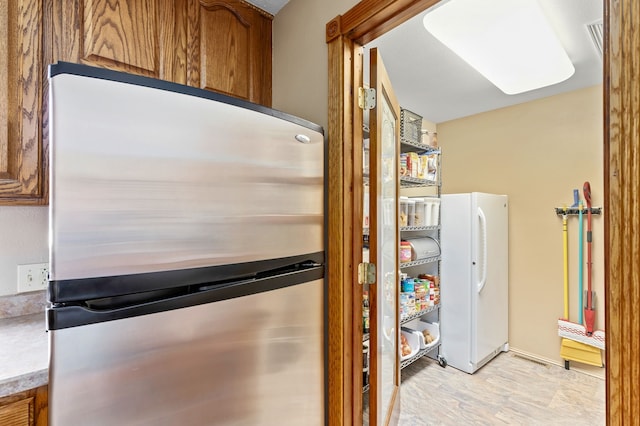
[407,152,420,178]
[400,291,416,318]
[400,153,408,177]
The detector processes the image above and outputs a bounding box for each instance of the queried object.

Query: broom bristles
[558,318,605,350]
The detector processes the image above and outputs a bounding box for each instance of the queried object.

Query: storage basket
[400,330,420,360]
[400,108,423,145]
[413,321,440,350]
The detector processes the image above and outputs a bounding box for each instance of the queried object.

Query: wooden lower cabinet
[0,385,48,426]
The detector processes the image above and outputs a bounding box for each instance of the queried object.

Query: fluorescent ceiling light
[423,0,575,95]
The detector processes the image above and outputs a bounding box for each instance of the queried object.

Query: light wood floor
[364,352,606,426]
[396,352,605,425]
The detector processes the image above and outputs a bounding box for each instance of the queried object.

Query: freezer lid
[48,62,325,283]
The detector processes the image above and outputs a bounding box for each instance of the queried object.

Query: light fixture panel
[423,0,575,95]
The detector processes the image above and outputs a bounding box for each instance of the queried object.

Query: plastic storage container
[406,199,416,227]
[400,330,420,360]
[399,197,409,227]
[406,322,440,350]
[412,198,425,226]
[431,198,441,225]
[424,198,433,226]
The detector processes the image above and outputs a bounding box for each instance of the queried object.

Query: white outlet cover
[17,263,49,293]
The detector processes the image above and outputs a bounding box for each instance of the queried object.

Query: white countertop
[0,313,48,397]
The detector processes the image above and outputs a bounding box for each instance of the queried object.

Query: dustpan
[560,337,603,367]
[557,205,602,368]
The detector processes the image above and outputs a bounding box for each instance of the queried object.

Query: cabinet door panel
[82,0,157,73]
[0,385,48,426]
[54,0,187,81]
[0,398,32,425]
[0,0,47,204]
[200,4,250,98]
[187,0,272,106]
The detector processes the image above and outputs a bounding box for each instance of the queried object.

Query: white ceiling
[365,0,604,123]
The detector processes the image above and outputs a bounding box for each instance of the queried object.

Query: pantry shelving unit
[398,108,446,370]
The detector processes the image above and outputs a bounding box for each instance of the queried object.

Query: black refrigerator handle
[47,265,324,331]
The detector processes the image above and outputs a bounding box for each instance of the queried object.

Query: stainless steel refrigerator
[440,192,509,374]
[47,62,326,425]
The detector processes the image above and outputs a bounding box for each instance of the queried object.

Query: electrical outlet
[17,263,49,293]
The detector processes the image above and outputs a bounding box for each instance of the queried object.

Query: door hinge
[358,87,376,110]
[358,262,376,285]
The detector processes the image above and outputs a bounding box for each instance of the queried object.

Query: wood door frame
[326,1,640,425]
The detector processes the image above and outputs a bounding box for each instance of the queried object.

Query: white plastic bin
[399,196,409,227]
[432,198,441,225]
[400,330,420,360]
[412,198,425,226]
[409,322,440,350]
[424,199,433,226]
[407,199,416,227]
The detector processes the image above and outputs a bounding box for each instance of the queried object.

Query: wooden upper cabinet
[0,0,48,204]
[53,0,272,105]
[53,0,189,83]
[0,0,272,205]
[186,0,272,106]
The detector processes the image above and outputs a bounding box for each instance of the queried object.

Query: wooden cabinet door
[0,0,48,204]
[0,385,48,426]
[53,0,188,82]
[54,0,272,103]
[186,0,272,106]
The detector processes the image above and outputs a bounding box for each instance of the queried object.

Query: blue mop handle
[578,200,584,324]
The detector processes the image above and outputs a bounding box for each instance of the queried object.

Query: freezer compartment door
[471,193,509,366]
[49,63,324,282]
[440,193,474,373]
[49,278,324,426]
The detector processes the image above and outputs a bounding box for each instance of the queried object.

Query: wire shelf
[400,304,439,325]
[400,343,441,369]
[400,175,438,188]
[400,225,440,232]
[400,256,441,268]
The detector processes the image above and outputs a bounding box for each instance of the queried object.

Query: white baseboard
[508,347,605,380]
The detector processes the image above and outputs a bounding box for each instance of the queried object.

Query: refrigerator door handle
[477,207,488,294]
[47,264,324,330]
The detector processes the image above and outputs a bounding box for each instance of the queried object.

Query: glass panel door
[368,47,401,426]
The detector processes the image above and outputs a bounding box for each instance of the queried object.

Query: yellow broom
[558,206,603,368]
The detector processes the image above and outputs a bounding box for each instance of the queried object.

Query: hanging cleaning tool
[583,181,596,335]
[571,189,580,208]
[578,200,584,325]
[557,205,603,369]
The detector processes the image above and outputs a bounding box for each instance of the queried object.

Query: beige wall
[272,0,359,129]
[0,208,48,296]
[438,85,604,374]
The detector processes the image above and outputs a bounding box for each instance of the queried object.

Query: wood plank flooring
[397,352,605,425]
